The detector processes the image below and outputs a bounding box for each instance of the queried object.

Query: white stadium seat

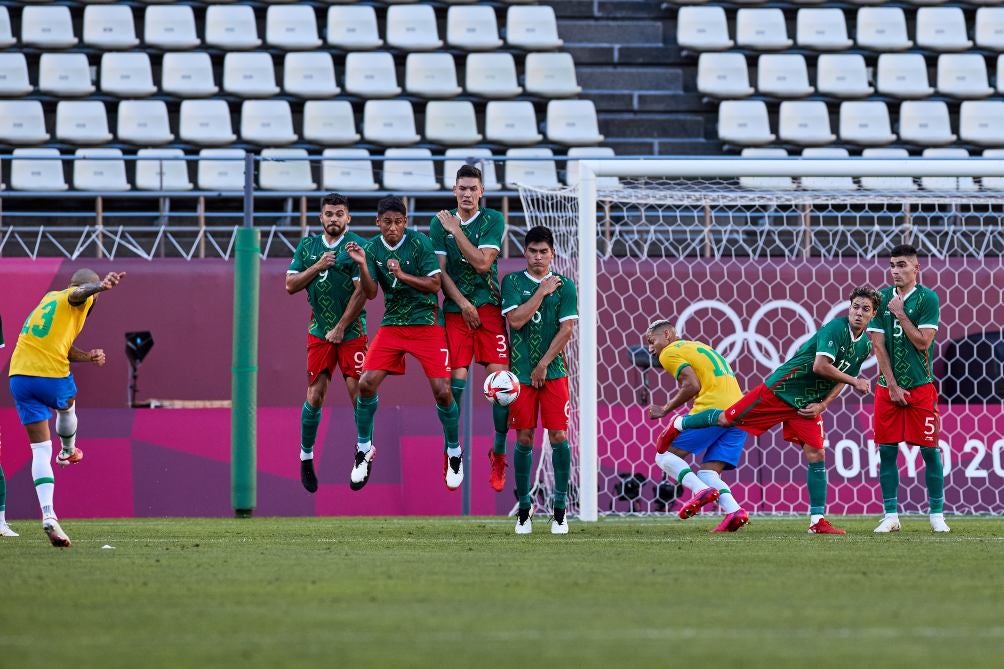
[100,52,157,97]
[757,54,814,97]
[736,9,793,50]
[959,100,1004,145]
[425,101,482,145]
[362,100,421,145]
[74,148,130,192]
[205,5,262,49]
[83,5,139,49]
[876,54,935,98]
[860,148,916,192]
[839,101,897,145]
[344,52,401,97]
[465,53,522,98]
[21,6,79,48]
[778,101,836,145]
[117,100,174,145]
[223,52,281,97]
[405,53,462,98]
[856,8,912,51]
[56,101,113,144]
[327,6,382,49]
[524,53,582,97]
[801,147,854,190]
[446,6,503,50]
[936,55,994,98]
[321,149,380,191]
[0,54,32,96]
[284,52,340,98]
[795,9,853,50]
[386,5,443,51]
[485,101,543,145]
[505,6,563,49]
[916,8,973,51]
[739,148,795,191]
[504,148,559,189]
[382,148,440,191]
[898,101,957,146]
[921,148,977,191]
[566,146,620,188]
[302,100,361,145]
[161,52,219,97]
[975,8,1004,50]
[135,149,193,191]
[266,5,322,50]
[11,148,68,191]
[144,5,201,49]
[38,54,95,96]
[241,100,297,145]
[197,148,247,191]
[0,101,50,144]
[443,148,501,191]
[677,7,733,51]
[816,54,874,97]
[546,100,605,145]
[696,53,754,98]
[0,7,14,48]
[179,100,237,145]
[717,100,775,145]
[260,148,316,191]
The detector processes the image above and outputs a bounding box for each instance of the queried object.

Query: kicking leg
[350,370,385,491]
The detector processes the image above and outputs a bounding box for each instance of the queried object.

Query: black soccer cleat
[300,459,318,493]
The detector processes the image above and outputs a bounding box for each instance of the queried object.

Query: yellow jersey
[10,289,95,378]
[658,339,742,414]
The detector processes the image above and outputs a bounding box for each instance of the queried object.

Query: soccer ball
[483,370,521,407]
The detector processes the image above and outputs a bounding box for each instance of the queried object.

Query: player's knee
[516,431,534,447]
[804,446,824,463]
[306,382,327,407]
[548,429,567,443]
[433,387,453,407]
[358,376,377,397]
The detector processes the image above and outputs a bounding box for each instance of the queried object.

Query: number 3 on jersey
[21,299,57,338]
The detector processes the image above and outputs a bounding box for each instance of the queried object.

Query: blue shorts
[671,426,746,470]
[9,374,77,425]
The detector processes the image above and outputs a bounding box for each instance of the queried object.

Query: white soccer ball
[483,370,521,407]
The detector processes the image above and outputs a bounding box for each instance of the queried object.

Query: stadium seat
[795,9,853,50]
[259,148,316,191]
[839,101,896,145]
[485,102,543,145]
[205,5,262,49]
[56,101,113,144]
[546,100,605,145]
[135,149,193,191]
[405,53,462,98]
[425,101,482,145]
[0,101,50,144]
[998,55,1004,93]
[241,100,297,145]
[677,7,733,51]
[0,7,14,49]
[916,8,973,51]
[524,53,582,97]
[21,6,79,48]
[738,148,795,191]
[117,100,174,144]
[144,5,201,49]
[382,148,440,191]
[816,54,874,97]
[443,148,501,191]
[266,5,322,50]
[975,8,1004,50]
[757,55,813,97]
[38,54,95,96]
[197,148,247,191]
[446,6,503,50]
[362,100,421,145]
[778,101,835,145]
[465,53,522,98]
[860,147,916,192]
[736,9,793,50]
[321,149,379,191]
[856,8,912,51]
[504,148,559,188]
[505,6,563,49]
[283,52,340,98]
[386,5,443,50]
[223,53,281,97]
[344,52,401,97]
[10,148,68,191]
[876,54,935,98]
[565,146,620,188]
[980,148,1004,189]
[717,100,775,145]
[921,148,977,191]
[83,5,139,49]
[801,147,854,190]
[74,148,130,192]
[161,52,219,97]
[326,6,382,49]
[959,100,1004,145]
[179,100,237,145]
[302,100,361,144]
[100,53,157,97]
[898,101,957,145]
[937,55,994,98]
[0,54,32,96]
[696,53,754,98]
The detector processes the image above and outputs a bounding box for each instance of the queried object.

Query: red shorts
[307,333,367,383]
[444,305,510,369]
[874,383,940,447]
[725,383,825,450]
[362,324,452,379]
[509,376,570,431]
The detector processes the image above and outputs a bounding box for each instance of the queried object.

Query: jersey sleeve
[501,273,520,315]
[558,277,578,322]
[659,347,686,379]
[417,234,441,276]
[429,217,446,256]
[918,289,940,330]
[288,238,309,274]
[814,320,842,361]
[364,238,379,283]
[480,211,504,250]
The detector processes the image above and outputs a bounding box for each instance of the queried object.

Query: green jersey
[867,285,940,389]
[429,208,504,313]
[288,232,367,341]
[501,271,578,384]
[365,230,441,327]
[765,316,872,409]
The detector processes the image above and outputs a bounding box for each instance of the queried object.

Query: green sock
[551,440,570,510]
[492,404,509,455]
[354,394,379,444]
[681,409,723,430]
[0,463,6,513]
[436,399,460,450]
[300,401,321,454]
[807,461,827,516]
[446,379,466,452]
[921,447,945,514]
[879,444,900,514]
[515,443,533,509]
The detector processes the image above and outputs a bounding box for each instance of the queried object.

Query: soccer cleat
[655,420,682,455]
[300,458,318,493]
[678,487,720,520]
[711,508,750,533]
[349,446,376,491]
[808,518,846,535]
[0,523,19,537]
[873,516,901,533]
[55,447,83,467]
[515,506,533,535]
[550,507,569,535]
[488,449,507,492]
[930,516,951,533]
[445,452,464,490]
[42,518,71,547]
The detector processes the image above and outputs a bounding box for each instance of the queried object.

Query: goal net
[519,158,1004,520]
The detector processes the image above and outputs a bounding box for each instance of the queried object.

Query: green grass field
[2,516,1003,669]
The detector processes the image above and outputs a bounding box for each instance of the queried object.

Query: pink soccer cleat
[808,518,847,535]
[678,487,720,520]
[711,509,750,533]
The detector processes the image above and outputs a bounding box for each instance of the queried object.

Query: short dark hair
[889,243,918,258]
[849,286,882,311]
[320,193,349,211]
[377,195,407,218]
[524,225,554,250]
[455,164,483,184]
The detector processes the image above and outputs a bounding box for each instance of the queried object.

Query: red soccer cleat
[55,447,83,467]
[678,487,720,520]
[655,422,681,454]
[711,509,750,533]
[808,518,847,535]
[488,449,507,492]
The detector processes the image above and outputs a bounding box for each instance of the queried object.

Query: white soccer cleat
[0,522,19,537]
[550,518,569,535]
[349,446,376,492]
[445,452,464,490]
[56,447,83,467]
[873,516,901,533]
[930,515,951,533]
[515,507,533,535]
[42,518,71,547]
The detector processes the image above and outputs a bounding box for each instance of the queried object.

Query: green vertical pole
[232,153,259,518]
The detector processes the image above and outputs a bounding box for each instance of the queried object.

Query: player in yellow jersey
[644,319,749,532]
[9,269,125,547]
